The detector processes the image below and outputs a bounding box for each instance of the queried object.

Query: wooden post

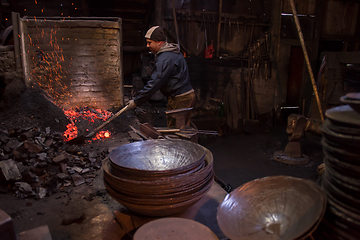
[311,0,325,66]
[270,0,283,109]
[11,12,21,73]
[216,0,222,58]
[289,0,324,122]
[171,0,180,48]
[154,0,163,26]
[18,18,30,86]
[118,18,124,106]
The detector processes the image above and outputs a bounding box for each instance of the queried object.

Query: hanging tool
[67,105,129,144]
[228,21,232,41]
[249,22,255,49]
[243,62,260,133]
[265,61,268,80]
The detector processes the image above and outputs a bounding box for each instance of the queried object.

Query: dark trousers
[166,92,196,128]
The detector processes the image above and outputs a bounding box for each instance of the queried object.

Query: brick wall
[19,17,123,110]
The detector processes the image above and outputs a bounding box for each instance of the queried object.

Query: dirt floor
[0,74,325,239]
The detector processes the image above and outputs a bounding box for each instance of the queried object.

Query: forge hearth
[19,17,124,110]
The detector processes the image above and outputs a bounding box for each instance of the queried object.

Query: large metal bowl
[104,143,214,217]
[217,176,326,240]
[109,139,205,174]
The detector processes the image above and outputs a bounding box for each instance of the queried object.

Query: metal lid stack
[103,139,214,217]
[316,96,360,239]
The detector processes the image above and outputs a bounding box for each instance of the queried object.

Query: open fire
[26,19,117,143]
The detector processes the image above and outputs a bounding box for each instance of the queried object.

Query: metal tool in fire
[67,105,129,144]
[154,127,218,136]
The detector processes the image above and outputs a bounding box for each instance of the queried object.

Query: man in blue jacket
[127,26,195,128]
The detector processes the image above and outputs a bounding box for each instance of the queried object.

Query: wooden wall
[323,0,359,36]
[19,17,124,110]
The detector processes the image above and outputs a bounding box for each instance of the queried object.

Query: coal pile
[0,76,141,200]
[0,126,109,199]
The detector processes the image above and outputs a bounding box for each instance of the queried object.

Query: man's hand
[127,100,137,110]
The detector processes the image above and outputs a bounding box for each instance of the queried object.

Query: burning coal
[63,106,113,142]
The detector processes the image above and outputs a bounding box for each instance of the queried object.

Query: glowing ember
[93,131,111,141]
[63,122,78,141]
[63,107,113,142]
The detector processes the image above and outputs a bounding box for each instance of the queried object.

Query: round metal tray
[133,217,219,240]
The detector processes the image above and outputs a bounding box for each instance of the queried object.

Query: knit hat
[145,26,166,41]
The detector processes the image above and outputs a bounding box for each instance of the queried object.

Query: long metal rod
[289,0,324,122]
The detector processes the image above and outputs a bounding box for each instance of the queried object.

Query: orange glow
[27,19,113,143]
[63,122,78,141]
[35,0,38,4]
[63,107,113,142]
[93,131,111,141]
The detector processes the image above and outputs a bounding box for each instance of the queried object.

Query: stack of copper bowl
[316,100,360,239]
[103,139,214,217]
[216,176,327,240]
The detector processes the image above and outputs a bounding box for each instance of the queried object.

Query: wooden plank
[270,0,283,108]
[23,19,120,29]
[67,86,121,93]
[311,0,325,72]
[282,0,315,15]
[27,26,119,36]
[324,0,359,35]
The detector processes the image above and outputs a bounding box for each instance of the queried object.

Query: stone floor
[0,118,325,240]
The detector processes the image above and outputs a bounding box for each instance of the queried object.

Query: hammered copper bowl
[104,140,214,217]
[109,139,205,178]
[217,176,326,240]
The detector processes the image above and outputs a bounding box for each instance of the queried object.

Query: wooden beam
[311,0,325,66]
[12,12,21,73]
[270,0,283,107]
[216,0,222,58]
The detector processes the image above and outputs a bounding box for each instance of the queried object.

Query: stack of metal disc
[216,176,326,240]
[317,101,360,239]
[103,139,214,217]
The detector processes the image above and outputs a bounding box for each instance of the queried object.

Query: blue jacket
[134,42,193,106]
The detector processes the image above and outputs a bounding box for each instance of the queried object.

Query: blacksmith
[127,26,195,127]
